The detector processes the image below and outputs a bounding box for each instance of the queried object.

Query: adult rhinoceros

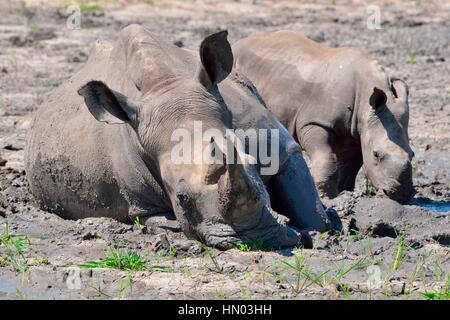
[233,30,415,202]
[25,25,331,249]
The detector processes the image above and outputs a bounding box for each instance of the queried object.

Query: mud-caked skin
[25,25,331,249]
[233,31,415,202]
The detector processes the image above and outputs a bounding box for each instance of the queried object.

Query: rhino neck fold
[350,73,362,140]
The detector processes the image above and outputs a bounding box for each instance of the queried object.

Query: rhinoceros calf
[233,31,415,202]
[25,25,331,249]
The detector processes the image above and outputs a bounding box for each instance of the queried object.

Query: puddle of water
[409,198,450,213]
[0,277,22,295]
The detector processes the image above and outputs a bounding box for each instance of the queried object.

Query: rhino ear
[369,87,387,111]
[390,78,409,101]
[197,30,233,88]
[78,81,139,126]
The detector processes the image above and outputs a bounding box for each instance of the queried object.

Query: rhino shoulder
[334,47,373,67]
[88,39,113,60]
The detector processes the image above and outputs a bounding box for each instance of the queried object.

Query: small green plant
[411,156,419,172]
[78,247,171,272]
[241,286,253,300]
[9,50,18,73]
[392,230,409,271]
[87,280,111,299]
[133,216,143,231]
[363,176,376,196]
[0,222,31,272]
[216,283,229,300]
[29,24,41,33]
[421,289,450,300]
[144,0,155,5]
[20,3,32,19]
[200,243,222,273]
[235,238,271,252]
[339,230,365,254]
[118,274,133,299]
[407,51,417,64]
[322,256,370,298]
[27,257,49,266]
[279,251,329,294]
[0,99,6,109]
[79,2,104,14]
[36,86,50,105]
[421,277,450,300]
[15,288,26,299]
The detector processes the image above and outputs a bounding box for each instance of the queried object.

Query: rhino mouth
[379,176,415,203]
[199,206,313,250]
[382,186,416,203]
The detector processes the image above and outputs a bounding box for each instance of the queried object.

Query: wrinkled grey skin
[233,31,415,202]
[25,25,330,249]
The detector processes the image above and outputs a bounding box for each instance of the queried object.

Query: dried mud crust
[0,0,449,299]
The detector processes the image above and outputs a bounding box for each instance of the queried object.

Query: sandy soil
[0,0,449,299]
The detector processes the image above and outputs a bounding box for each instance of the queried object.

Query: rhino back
[25,40,130,220]
[233,31,360,138]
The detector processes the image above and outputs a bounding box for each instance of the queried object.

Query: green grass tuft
[200,243,222,273]
[421,289,450,300]
[235,238,271,252]
[29,24,41,33]
[392,229,409,271]
[79,3,104,14]
[133,216,143,231]
[78,247,171,272]
[363,176,376,196]
[407,51,417,64]
[0,222,31,272]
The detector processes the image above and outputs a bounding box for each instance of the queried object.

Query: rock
[67,50,88,63]
[149,233,171,254]
[81,231,99,240]
[0,157,6,166]
[352,198,407,237]
[389,280,406,295]
[326,207,343,233]
[173,40,184,48]
[367,221,398,238]
[9,29,56,47]
[172,239,203,255]
[3,144,22,151]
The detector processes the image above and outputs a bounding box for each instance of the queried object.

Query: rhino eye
[373,150,384,161]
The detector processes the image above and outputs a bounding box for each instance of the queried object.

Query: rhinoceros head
[77,29,310,249]
[360,78,415,202]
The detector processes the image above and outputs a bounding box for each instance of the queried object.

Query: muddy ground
[0,0,449,299]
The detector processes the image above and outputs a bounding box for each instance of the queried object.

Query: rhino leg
[269,152,329,232]
[300,125,339,198]
[336,152,363,192]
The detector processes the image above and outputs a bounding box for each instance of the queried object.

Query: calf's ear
[390,78,409,102]
[369,87,387,111]
[197,30,233,88]
[78,81,139,126]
